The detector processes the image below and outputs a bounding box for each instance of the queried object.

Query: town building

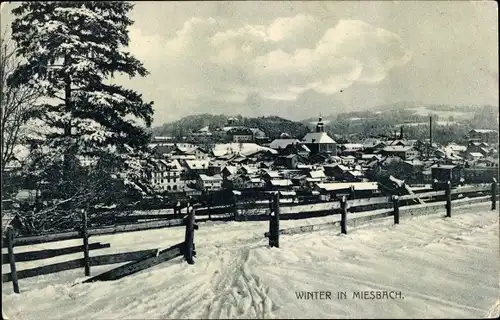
[196,174,223,191]
[229,128,254,143]
[302,117,337,155]
[380,146,421,160]
[339,143,364,155]
[150,159,184,192]
[269,139,302,150]
[468,129,498,144]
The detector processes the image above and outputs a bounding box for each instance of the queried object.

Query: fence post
[232,192,238,221]
[184,203,195,264]
[208,196,212,220]
[445,180,452,218]
[349,186,355,200]
[81,209,90,276]
[392,195,400,225]
[273,192,280,248]
[268,193,275,247]
[492,178,497,211]
[340,196,347,234]
[6,227,20,294]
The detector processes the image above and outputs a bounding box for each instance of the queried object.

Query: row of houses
[147,119,498,194]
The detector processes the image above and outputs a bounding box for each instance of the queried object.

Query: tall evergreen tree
[9,2,155,209]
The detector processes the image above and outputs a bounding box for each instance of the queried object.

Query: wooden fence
[2,204,198,293]
[265,181,499,246]
[2,182,497,294]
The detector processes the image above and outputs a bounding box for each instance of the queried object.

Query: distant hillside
[302,102,494,124]
[152,114,310,140]
[152,114,229,138]
[302,103,498,144]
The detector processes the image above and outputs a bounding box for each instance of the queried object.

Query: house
[468,129,498,143]
[229,128,254,143]
[275,154,302,169]
[183,159,211,181]
[363,139,386,153]
[270,139,302,150]
[197,126,212,136]
[339,143,364,155]
[150,159,184,192]
[229,155,251,165]
[340,155,357,166]
[268,179,294,190]
[467,152,484,162]
[433,149,447,159]
[151,136,175,143]
[171,145,210,160]
[323,164,353,181]
[263,170,281,181]
[221,165,238,179]
[361,154,383,162]
[196,174,223,191]
[463,166,499,183]
[387,139,413,147]
[280,143,311,158]
[431,164,463,184]
[207,162,223,176]
[380,146,420,160]
[466,142,488,156]
[238,165,259,176]
[232,174,265,190]
[258,161,274,169]
[249,128,268,143]
[474,157,499,168]
[308,170,326,180]
[344,170,364,182]
[309,153,330,164]
[152,143,177,157]
[315,182,379,198]
[444,143,467,159]
[291,174,310,189]
[212,143,277,158]
[279,169,302,180]
[329,156,343,164]
[302,117,337,155]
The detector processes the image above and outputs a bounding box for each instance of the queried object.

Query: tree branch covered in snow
[1,32,43,198]
[8,1,156,220]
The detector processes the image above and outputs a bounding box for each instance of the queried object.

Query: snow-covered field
[3,202,499,319]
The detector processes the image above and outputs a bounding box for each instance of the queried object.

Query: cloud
[127,15,412,119]
[266,14,317,42]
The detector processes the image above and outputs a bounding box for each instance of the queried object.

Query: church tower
[316,116,325,133]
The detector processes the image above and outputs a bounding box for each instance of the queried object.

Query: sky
[1,1,498,126]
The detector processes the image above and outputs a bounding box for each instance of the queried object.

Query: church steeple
[316,115,324,133]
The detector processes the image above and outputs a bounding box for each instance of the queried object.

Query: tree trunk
[62,54,73,205]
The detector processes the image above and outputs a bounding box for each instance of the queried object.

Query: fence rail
[265,181,499,246]
[2,206,198,294]
[1,242,110,263]
[4,218,186,248]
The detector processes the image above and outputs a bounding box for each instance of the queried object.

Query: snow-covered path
[2,202,499,319]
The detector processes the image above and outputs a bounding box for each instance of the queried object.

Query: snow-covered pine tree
[9,1,155,213]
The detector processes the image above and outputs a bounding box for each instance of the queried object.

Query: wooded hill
[152,114,310,140]
[152,104,498,144]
